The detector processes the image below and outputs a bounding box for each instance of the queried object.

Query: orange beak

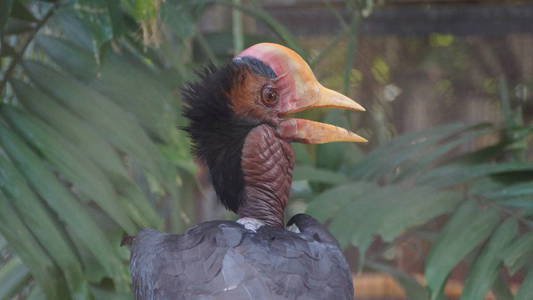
[238,43,367,144]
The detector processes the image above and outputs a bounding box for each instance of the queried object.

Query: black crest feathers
[182,57,276,212]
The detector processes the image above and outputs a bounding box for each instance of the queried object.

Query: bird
[126,43,367,300]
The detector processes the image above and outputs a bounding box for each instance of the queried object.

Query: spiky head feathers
[182,57,276,212]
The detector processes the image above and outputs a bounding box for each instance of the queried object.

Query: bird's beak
[276,84,367,144]
[237,43,367,144]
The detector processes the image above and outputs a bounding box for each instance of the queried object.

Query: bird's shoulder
[130,220,352,300]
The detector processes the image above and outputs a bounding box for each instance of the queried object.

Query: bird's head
[183,43,366,226]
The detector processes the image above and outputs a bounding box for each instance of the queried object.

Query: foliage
[0,0,532,300]
[301,122,533,299]
[0,1,196,298]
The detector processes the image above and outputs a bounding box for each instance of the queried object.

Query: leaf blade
[424,200,500,300]
[0,256,30,300]
[460,218,518,300]
[2,106,137,234]
[0,122,130,291]
[0,154,89,298]
[502,231,533,275]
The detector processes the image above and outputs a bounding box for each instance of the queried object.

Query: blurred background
[0,0,532,299]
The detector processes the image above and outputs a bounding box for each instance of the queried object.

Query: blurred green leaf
[419,163,533,189]
[35,35,98,79]
[0,43,15,57]
[491,274,514,300]
[2,106,138,235]
[425,201,500,300]
[36,35,177,143]
[0,154,89,298]
[161,0,201,40]
[26,286,46,300]
[293,165,348,184]
[0,256,30,300]
[394,124,494,182]
[350,122,468,180]
[0,235,6,251]
[307,182,374,224]
[51,8,93,50]
[0,122,130,291]
[515,268,533,300]
[478,182,533,200]
[316,111,352,171]
[12,79,162,229]
[309,181,462,261]
[69,0,115,57]
[122,0,159,21]
[0,190,64,299]
[460,218,518,300]
[502,232,533,275]
[348,186,459,258]
[292,143,314,165]
[498,198,533,209]
[367,260,429,300]
[0,0,13,32]
[106,0,126,37]
[11,1,37,23]
[22,60,167,184]
[377,189,461,243]
[4,18,33,35]
[90,286,133,300]
[12,80,127,178]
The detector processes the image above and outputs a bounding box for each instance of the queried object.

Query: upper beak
[282,85,366,114]
[237,43,367,144]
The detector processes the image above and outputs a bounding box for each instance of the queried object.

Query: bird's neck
[238,125,295,228]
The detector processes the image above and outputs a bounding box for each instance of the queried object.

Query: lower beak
[277,119,367,144]
[278,85,367,144]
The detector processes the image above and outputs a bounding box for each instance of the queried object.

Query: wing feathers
[130,220,353,300]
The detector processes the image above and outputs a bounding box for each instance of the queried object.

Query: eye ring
[261,85,279,107]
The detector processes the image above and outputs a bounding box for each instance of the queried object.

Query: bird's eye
[261,85,279,107]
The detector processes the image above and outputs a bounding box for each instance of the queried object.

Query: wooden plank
[260,3,533,36]
[361,4,533,36]
[353,273,520,299]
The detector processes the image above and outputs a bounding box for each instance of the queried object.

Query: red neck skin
[238,124,295,228]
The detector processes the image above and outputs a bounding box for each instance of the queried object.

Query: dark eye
[261,85,279,107]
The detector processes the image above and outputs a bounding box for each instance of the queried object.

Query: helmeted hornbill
[127,43,367,300]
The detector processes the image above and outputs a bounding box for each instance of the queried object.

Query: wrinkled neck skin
[238,124,295,228]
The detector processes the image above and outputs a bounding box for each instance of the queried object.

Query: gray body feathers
[130,216,353,300]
